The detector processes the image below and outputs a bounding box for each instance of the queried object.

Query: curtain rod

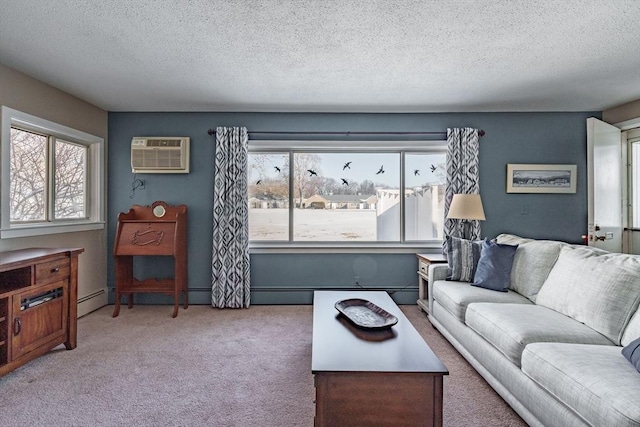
[207,129,485,137]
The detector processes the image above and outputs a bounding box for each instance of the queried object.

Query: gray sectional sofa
[427,234,640,427]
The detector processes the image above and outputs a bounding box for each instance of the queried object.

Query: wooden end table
[416,253,448,314]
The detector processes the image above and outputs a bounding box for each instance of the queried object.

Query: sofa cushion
[536,246,640,345]
[445,236,483,282]
[522,343,640,427]
[465,303,614,366]
[472,239,518,292]
[432,280,531,322]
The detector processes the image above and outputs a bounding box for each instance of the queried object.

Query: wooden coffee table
[312,290,448,427]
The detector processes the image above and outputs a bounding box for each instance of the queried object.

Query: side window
[1,107,103,238]
[9,129,88,223]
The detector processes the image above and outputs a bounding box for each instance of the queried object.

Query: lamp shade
[447,194,486,220]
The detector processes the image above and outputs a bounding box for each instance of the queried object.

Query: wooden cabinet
[113,200,188,318]
[0,248,83,377]
[416,253,447,314]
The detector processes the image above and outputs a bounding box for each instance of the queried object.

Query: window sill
[1,221,105,239]
[249,242,444,254]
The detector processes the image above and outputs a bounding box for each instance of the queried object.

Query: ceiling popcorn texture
[0,0,638,112]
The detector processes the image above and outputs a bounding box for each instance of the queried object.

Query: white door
[586,117,623,252]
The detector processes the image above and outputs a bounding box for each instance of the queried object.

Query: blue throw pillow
[472,239,518,292]
[622,336,640,373]
[445,235,483,282]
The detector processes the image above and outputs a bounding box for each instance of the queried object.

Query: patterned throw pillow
[445,236,483,282]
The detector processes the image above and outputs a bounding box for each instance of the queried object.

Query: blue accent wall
[107,111,600,305]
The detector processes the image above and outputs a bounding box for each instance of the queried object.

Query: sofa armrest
[428,264,448,313]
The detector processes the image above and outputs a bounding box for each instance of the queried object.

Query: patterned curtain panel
[443,128,481,245]
[212,127,250,308]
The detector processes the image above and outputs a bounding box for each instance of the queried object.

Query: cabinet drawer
[35,258,70,285]
[418,260,430,278]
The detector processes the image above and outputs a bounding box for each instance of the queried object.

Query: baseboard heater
[78,289,106,305]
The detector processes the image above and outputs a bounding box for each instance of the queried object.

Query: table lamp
[446,194,486,239]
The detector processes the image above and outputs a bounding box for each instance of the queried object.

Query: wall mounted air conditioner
[131,137,190,173]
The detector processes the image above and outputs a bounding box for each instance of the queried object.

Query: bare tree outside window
[9,128,46,221]
[54,140,87,219]
[9,128,87,222]
[290,153,322,207]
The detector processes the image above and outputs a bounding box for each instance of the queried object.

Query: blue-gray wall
[107,112,599,305]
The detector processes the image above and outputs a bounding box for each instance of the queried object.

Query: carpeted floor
[0,305,526,426]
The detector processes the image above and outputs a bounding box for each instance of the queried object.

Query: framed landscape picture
[506,164,577,194]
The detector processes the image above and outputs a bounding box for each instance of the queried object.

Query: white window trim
[248,139,447,252]
[627,128,640,229]
[1,106,105,239]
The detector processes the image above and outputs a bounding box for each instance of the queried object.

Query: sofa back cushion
[495,233,534,245]
[495,234,565,302]
[536,246,640,345]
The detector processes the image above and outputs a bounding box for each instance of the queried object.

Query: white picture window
[1,107,104,238]
[248,141,446,246]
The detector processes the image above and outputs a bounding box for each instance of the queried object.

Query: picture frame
[506,164,577,194]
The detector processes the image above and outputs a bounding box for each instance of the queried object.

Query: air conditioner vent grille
[145,139,182,147]
[131,137,190,173]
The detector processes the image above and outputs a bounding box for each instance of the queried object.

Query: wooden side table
[416,253,448,313]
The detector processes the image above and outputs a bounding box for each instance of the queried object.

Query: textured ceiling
[0,0,639,112]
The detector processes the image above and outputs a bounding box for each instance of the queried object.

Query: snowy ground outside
[249,208,378,241]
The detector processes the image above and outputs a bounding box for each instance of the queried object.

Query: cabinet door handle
[14,317,22,336]
[51,267,60,273]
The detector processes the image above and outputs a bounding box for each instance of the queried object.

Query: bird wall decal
[376,165,385,175]
[274,166,281,173]
[256,180,261,185]
[307,169,317,176]
[414,169,420,176]
[343,161,352,170]
[341,178,349,185]
[430,164,437,173]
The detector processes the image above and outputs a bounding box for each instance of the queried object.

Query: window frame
[51,137,89,221]
[248,139,447,252]
[628,128,640,229]
[1,106,105,239]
